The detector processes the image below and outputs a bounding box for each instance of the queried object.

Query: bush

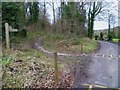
[71,38,81,45]
[106,31,113,41]
[1,55,13,66]
[19,28,27,37]
[107,33,113,41]
[94,35,99,40]
[99,32,104,40]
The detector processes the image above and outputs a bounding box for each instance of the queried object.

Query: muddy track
[31,38,100,57]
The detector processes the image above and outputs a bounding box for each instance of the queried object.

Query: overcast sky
[94,0,119,30]
[46,0,119,30]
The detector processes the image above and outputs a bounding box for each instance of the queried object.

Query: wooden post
[81,43,83,54]
[5,23,10,50]
[5,23,18,50]
[54,52,58,82]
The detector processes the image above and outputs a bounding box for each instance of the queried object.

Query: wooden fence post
[81,43,83,54]
[54,52,58,83]
[5,23,10,50]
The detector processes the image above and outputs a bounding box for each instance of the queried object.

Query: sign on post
[5,23,18,50]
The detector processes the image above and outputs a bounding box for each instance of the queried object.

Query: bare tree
[43,0,46,30]
[46,0,56,32]
[87,2,103,39]
[52,0,56,32]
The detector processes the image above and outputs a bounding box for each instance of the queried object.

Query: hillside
[94,26,120,36]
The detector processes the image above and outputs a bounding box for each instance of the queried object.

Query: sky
[46,0,119,30]
[94,0,119,30]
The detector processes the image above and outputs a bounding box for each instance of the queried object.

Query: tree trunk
[52,1,56,32]
[43,1,46,31]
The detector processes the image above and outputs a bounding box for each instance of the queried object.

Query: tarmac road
[72,41,119,88]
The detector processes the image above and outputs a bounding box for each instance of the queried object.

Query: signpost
[5,23,10,50]
[5,23,18,50]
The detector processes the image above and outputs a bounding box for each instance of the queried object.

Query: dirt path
[32,38,95,57]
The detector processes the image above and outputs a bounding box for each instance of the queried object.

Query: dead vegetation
[2,35,75,88]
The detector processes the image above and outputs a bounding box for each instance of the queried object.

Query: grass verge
[112,38,119,43]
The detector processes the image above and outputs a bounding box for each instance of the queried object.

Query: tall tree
[59,1,86,35]
[28,2,33,23]
[0,2,2,41]
[2,2,21,29]
[28,2,39,23]
[19,2,26,28]
[32,2,39,22]
[43,1,46,30]
[87,2,102,39]
[61,1,65,33]
[52,0,56,32]
[107,13,115,40]
[2,2,23,41]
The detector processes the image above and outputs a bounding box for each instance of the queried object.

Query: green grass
[43,35,98,54]
[27,31,98,53]
[1,55,13,66]
[112,38,119,43]
[25,31,98,54]
[70,38,98,53]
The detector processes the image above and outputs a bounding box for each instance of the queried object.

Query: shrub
[19,28,27,37]
[107,32,113,41]
[1,55,13,66]
[71,38,81,45]
[94,35,99,40]
[99,32,104,40]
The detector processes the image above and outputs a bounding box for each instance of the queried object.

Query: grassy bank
[2,30,98,88]
[2,46,74,88]
[27,31,98,54]
[1,31,73,88]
